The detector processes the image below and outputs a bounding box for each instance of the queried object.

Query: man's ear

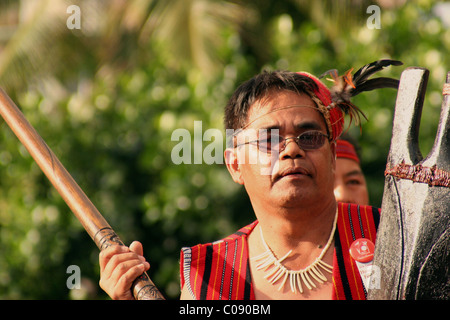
[224,148,244,185]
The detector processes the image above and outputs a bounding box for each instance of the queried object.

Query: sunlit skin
[334,158,369,206]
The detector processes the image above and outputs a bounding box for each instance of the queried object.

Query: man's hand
[99,241,150,300]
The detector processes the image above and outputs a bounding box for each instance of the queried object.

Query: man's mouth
[275,167,311,181]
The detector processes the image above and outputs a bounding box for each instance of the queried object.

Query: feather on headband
[320,59,403,129]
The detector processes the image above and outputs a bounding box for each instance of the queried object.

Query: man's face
[225,90,337,211]
[334,158,369,205]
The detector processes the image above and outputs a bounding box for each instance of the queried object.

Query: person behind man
[334,135,370,205]
[99,68,393,300]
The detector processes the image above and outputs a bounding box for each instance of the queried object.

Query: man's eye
[301,133,314,140]
[347,179,362,186]
[300,132,320,142]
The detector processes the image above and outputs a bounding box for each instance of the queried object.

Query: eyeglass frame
[234,130,330,154]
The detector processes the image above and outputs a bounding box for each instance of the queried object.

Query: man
[99,70,381,300]
[334,136,370,205]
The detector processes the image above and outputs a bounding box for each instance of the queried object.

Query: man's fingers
[109,258,145,282]
[112,263,147,296]
[99,245,129,271]
[101,251,145,278]
[98,241,150,300]
[129,241,150,268]
[99,257,149,299]
[129,241,144,256]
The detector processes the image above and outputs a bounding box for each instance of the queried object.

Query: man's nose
[280,138,305,159]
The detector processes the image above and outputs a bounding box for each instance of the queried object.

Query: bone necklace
[251,210,337,294]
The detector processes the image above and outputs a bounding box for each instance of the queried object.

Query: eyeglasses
[235,130,329,153]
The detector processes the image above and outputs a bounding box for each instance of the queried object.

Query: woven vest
[180,203,380,300]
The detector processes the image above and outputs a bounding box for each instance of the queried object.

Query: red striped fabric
[180,222,256,300]
[180,203,379,300]
[332,203,380,300]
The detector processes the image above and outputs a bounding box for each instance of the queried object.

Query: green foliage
[0,0,448,299]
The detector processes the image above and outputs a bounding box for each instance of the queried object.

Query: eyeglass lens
[259,131,327,152]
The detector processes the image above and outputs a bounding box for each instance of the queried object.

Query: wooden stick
[0,88,164,300]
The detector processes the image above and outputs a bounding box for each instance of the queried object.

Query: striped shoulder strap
[332,202,380,300]
[180,221,257,300]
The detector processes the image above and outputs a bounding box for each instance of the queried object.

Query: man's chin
[274,189,315,207]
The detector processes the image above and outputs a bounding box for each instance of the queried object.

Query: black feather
[351,59,403,97]
[352,59,403,85]
[351,77,399,96]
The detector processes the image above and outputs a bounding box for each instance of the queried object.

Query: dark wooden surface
[368,69,450,299]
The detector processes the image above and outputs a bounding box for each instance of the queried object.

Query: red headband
[296,72,344,141]
[336,139,360,164]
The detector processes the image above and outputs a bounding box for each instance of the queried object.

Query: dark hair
[224,70,320,130]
